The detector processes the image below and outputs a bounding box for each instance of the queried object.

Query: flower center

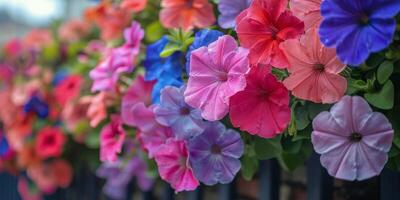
[44,135,55,145]
[314,63,325,72]
[349,133,363,142]
[211,144,222,154]
[180,107,191,115]
[217,72,228,82]
[359,14,370,25]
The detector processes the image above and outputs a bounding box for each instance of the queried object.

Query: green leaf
[377,61,393,84]
[241,155,259,181]
[364,80,394,110]
[292,127,311,141]
[145,21,165,43]
[295,106,310,130]
[254,135,282,160]
[85,132,100,148]
[277,141,312,171]
[282,137,303,154]
[160,43,181,57]
[307,103,331,119]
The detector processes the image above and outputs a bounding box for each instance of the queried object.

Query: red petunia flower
[54,75,83,106]
[236,0,304,68]
[35,127,66,159]
[229,66,291,138]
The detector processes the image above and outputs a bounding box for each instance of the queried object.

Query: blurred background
[0,0,95,43]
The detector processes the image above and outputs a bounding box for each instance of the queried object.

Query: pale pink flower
[290,0,322,30]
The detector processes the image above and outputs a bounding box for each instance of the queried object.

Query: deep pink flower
[312,96,394,181]
[229,65,291,138]
[184,35,249,121]
[154,139,199,192]
[121,75,155,127]
[35,127,66,159]
[100,115,126,162]
[54,75,83,106]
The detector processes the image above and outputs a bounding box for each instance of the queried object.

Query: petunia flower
[18,177,42,200]
[188,122,244,185]
[229,66,291,138]
[152,74,183,104]
[281,28,347,104]
[319,0,400,65]
[0,131,13,160]
[290,0,322,30]
[54,75,83,106]
[236,0,304,68]
[217,0,252,29]
[23,95,49,119]
[131,104,173,158]
[100,115,126,162]
[154,138,199,192]
[154,86,205,140]
[184,35,249,121]
[185,29,224,73]
[120,0,148,12]
[80,92,115,128]
[121,75,156,127]
[35,126,66,159]
[312,96,394,181]
[159,0,216,31]
[58,19,91,42]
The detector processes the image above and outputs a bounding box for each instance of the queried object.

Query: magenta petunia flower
[100,115,126,162]
[184,35,249,121]
[188,122,244,185]
[154,138,199,192]
[154,86,205,140]
[312,96,394,181]
[121,75,155,127]
[133,104,173,158]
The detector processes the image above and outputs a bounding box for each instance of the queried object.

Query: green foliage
[160,29,194,57]
[364,80,394,110]
[254,135,282,160]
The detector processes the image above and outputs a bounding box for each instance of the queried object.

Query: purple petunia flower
[188,122,244,185]
[154,86,205,140]
[218,0,252,29]
[319,0,400,66]
[312,96,394,181]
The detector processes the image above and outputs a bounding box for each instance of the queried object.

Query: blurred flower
[24,29,53,50]
[154,86,205,140]
[159,0,216,31]
[290,0,322,30]
[0,131,13,160]
[152,74,183,104]
[50,159,73,188]
[54,75,83,106]
[97,156,154,200]
[218,0,252,29]
[100,115,126,162]
[229,66,291,138]
[121,0,148,13]
[61,101,90,142]
[123,21,145,50]
[154,139,199,192]
[35,126,66,159]
[188,122,244,185]
[312,96,393,180]
[281,28,347,103]
[319,0,400,65]
[59,19,92,42]
[121,75,155,127]
[185,29,223,73]
[3,39,24,58]
[236,0,304,68]
[6,113,34,152]
[18,177,42,200]
[23,96,49,119]
[81,92,114,127]
[17,145,40,169]
[185,35,249,121]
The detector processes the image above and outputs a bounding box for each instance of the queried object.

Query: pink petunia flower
[312,96,394,181]
[281,28,347,103]
[229,65,291,138]
[121,75,155,127]
[80,92,115,128]
[132,104,173,158]
[121,0,148,13]
[184,35,249,121]
[100,115,126,162]
[54,75,83,106]
[236,0,304,68]
[290,0,322,30]
[154,138,199,192]
[35,127,66,159]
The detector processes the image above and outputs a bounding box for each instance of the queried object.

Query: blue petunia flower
[151,73,183,104]
[0,133,12,159]
[185,30,224,73]
[319,0,400,66]
[23,96,49,119]
[154,86,205,140]
[188,122,244,185]
[144,36,182,81]
[52,69,69,86]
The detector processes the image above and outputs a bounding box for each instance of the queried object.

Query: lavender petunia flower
[319,0,400,65]
[188,122,244,185]
[154,86,205,140]
[312,96,394,181]
[218,0,252,29]
[97,157,154,200]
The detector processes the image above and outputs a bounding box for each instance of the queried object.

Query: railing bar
[162,185,175,200]
[141,190,153,200]
[380,168,400,200]
[125,180,135,200]
[218,180,236,200]
[187,186,203,200]
[306,152,333,200]
[259,159,281,200]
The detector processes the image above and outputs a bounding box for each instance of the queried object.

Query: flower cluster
[1,0,400,198]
